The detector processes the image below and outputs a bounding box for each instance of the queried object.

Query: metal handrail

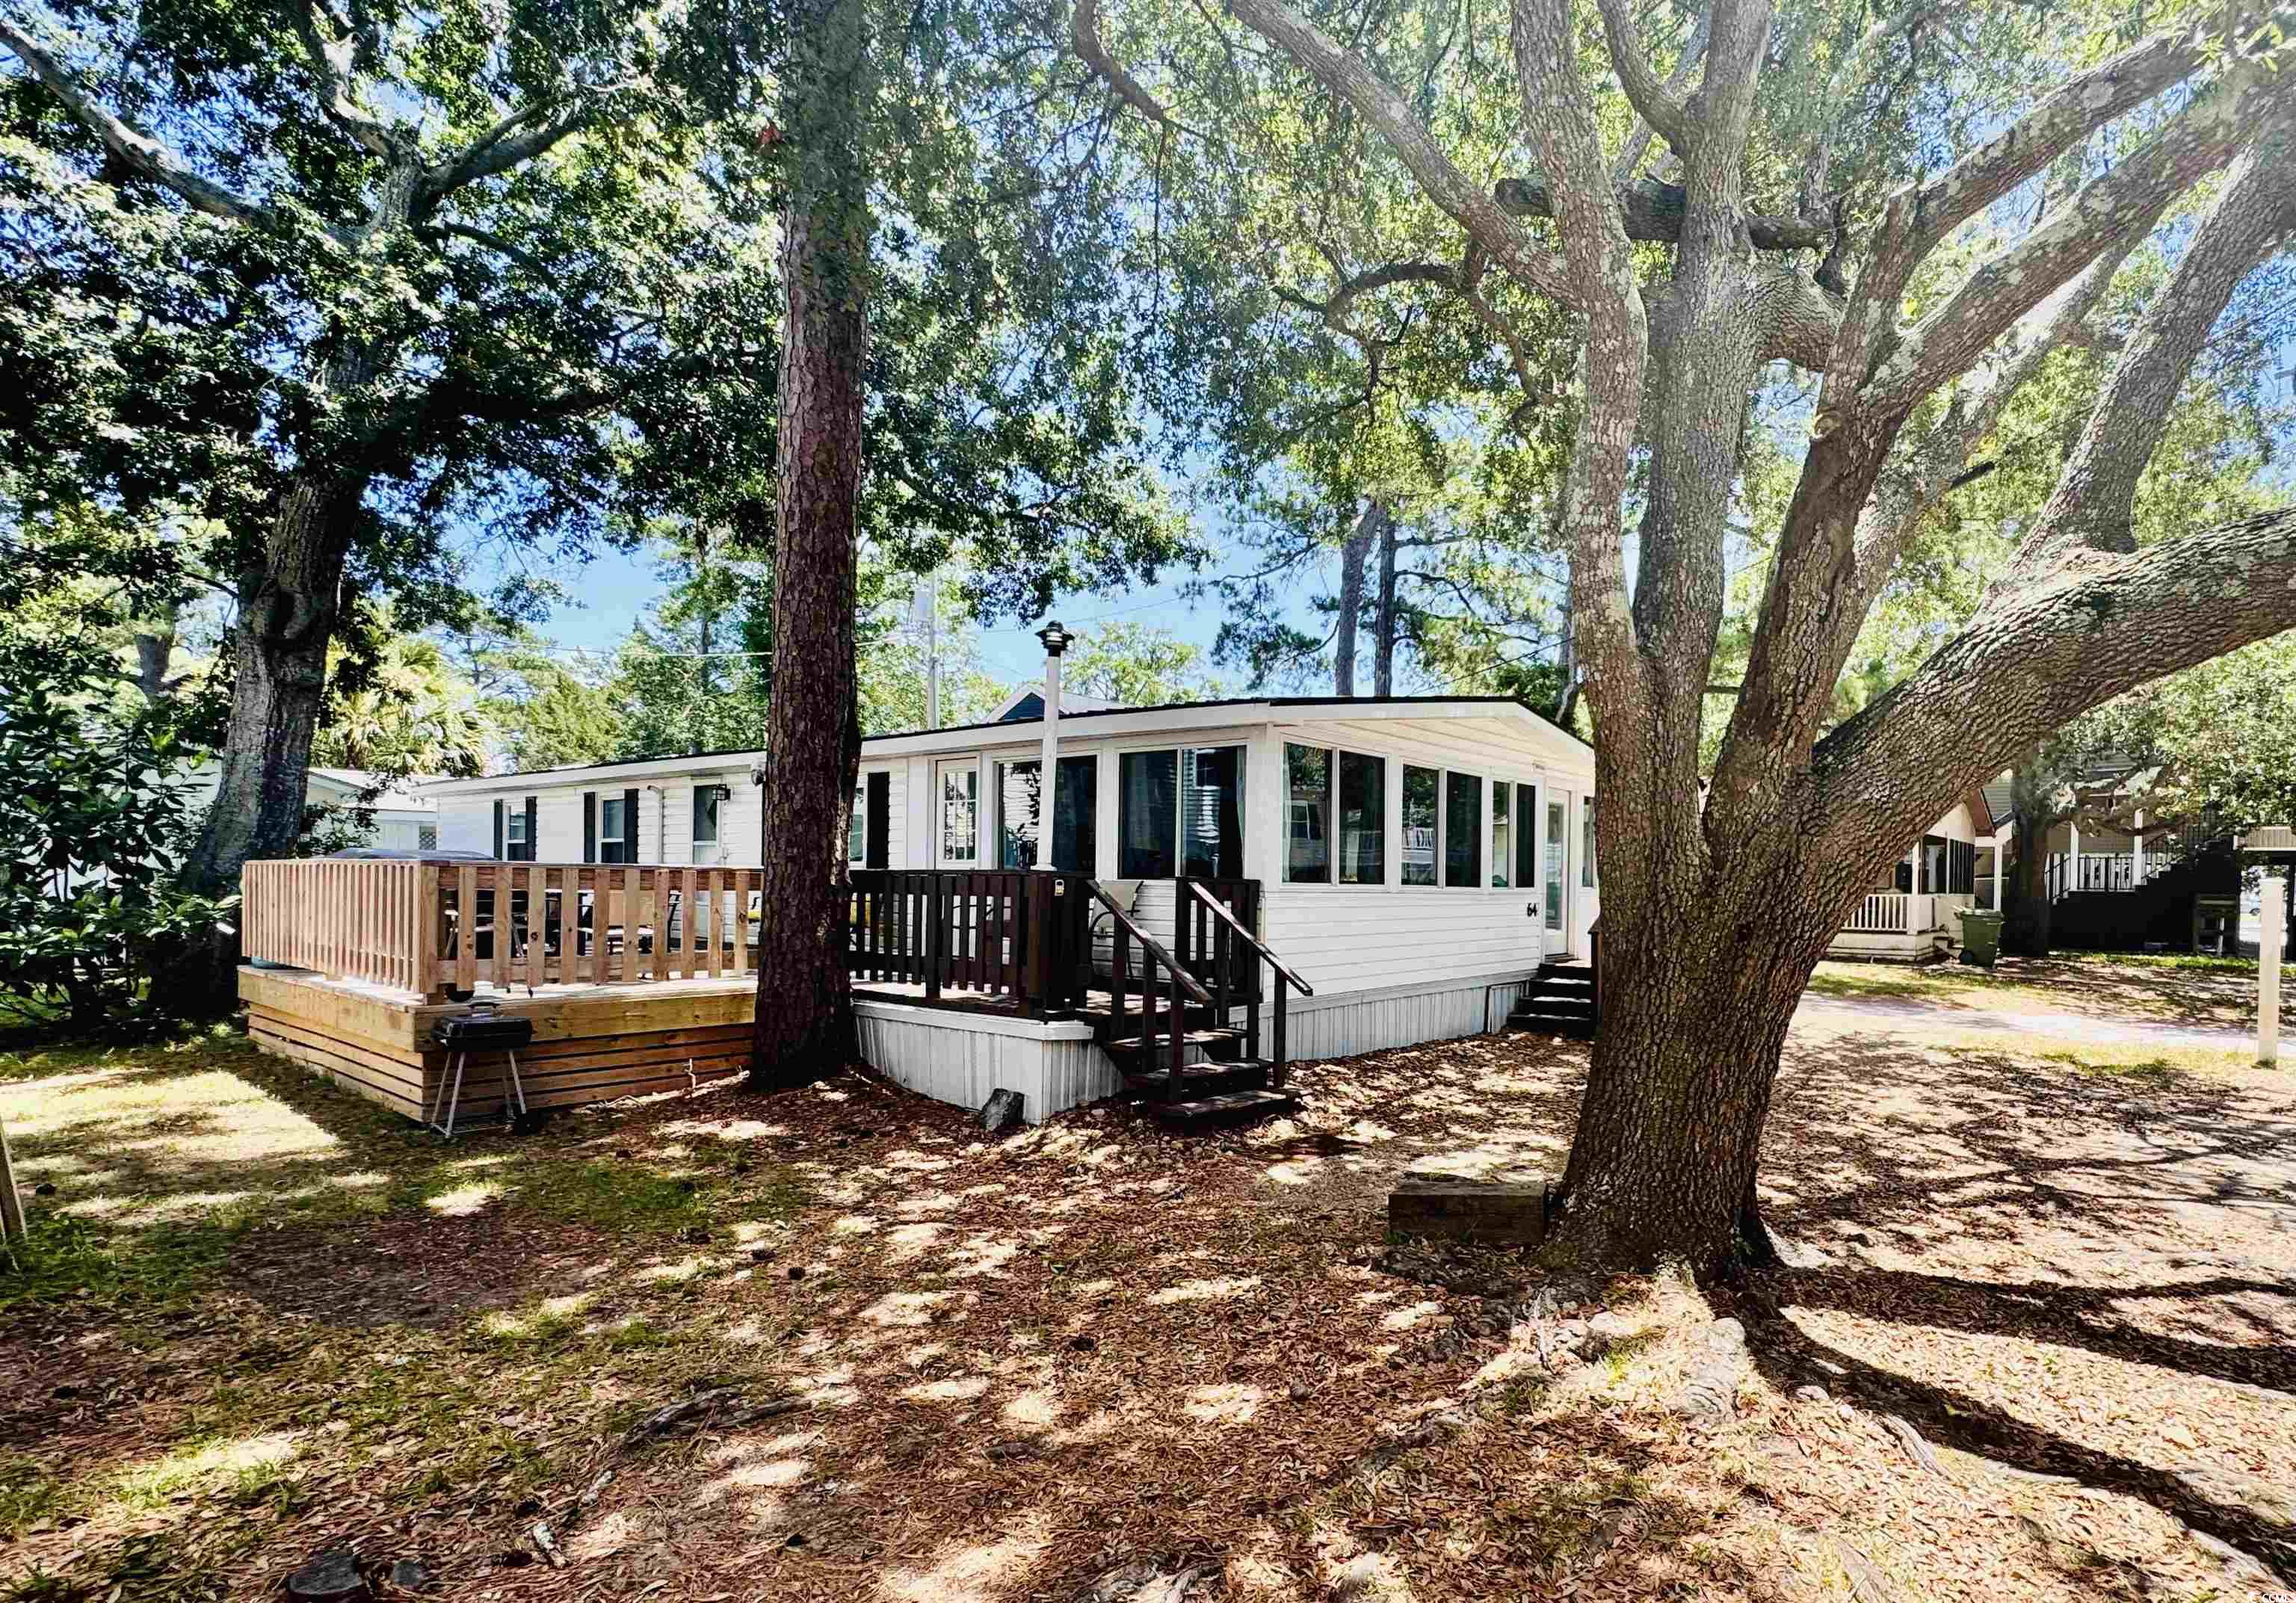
[1182,880,1314,996]
[1087,881,1213,1004]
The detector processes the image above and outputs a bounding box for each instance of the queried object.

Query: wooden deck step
[1509,1007,1596,1040]
[1120,1060,1273,1096]
[1102,1027,1247,1054]
[1144,1087,1300,1124]
[1515,995,1594,1018]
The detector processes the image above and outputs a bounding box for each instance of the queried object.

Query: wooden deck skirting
[239,966,759,1121]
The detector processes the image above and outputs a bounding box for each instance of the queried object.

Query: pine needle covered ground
[0,992,2289,1602]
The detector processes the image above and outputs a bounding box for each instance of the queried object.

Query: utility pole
[912,575,940,729]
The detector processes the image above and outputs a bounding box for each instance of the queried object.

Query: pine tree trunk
[748,0,872,1090]
[1333,504,1374,695]
[1372,506,1398,696]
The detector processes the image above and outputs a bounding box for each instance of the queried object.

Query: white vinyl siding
[1259,716,1595,998]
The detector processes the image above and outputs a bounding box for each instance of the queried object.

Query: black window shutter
[623,788,641,863]
[1515,783,1537,890]
[865,772,890,868]
[583,792,596,862]
[493,799,505,859]
[525,797,539,861]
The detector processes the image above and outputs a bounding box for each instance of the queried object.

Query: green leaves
[0,656,237,1033]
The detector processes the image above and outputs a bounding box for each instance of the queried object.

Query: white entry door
[1543,791,1573,957]
[936,759,979,867]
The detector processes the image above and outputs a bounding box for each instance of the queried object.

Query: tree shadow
[1740,1295,2296,1582]
[1740,1023,2296,1578]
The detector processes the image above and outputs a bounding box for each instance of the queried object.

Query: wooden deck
[240,966,758,1122]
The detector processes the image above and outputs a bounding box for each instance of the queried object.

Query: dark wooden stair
[1081,880,1312,1128]
[1508,961,1597,1040]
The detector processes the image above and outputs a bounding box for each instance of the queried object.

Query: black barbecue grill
[427,1007,534,1139]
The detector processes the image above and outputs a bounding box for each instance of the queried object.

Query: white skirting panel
[1280,970,1536,1062]
[852,1001,1117,1124]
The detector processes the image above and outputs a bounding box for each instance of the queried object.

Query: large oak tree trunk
[1546,850,1842,1276]
[748,0,872,1090]
[152,470,363,1014]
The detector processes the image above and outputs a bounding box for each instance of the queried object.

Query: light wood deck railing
[241,859,770,1000]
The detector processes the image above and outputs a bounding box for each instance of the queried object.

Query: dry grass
[0,1006,2289,1603]
[1809,951,2284,1030]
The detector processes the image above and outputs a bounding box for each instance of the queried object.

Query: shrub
[0,666,235,1034]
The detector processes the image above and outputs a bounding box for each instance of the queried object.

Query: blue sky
[496,534,1284,691]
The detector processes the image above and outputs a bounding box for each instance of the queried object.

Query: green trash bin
[1957,909,2004,969]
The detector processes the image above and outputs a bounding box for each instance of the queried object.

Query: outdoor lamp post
[1035,622,1073,871]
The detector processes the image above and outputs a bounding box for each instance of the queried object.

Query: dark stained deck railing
[846,868,1096,1018]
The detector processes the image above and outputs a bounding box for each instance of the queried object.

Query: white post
[2133,809,2146,883]
[0,1116,22,1242]
[1908,842,1923,933]
[2262,876,2284,1066]
[1034,623,1072,871]
[2070,821,2081,889]
[1993,833,2005,912]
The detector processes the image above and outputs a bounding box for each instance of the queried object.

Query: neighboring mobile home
[1826,789,1997,962]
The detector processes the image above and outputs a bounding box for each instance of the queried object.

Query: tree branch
[1594,0,1689,159]
[1614,4,1709,182]
[1864,61,2288,416]
[416,220,553,280]
[1223,0,1579,307]
[1494,173,1831,250]
[1073,0,1187,131]
[2012,121,2296,578]
[1892,24,2215,276]
[0,4,271,225]
[421,83,635,206]
[1504,0,1651,730]
[286,0,397,158]
[1815,507,2296,853]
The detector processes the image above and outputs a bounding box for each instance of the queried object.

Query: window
[1898,836,1974,895]
[996,756,1096,869]
[1182,747,1243,877]
[1581,796,1597,889]
[1119,750,1177,877]
[600,796,629,864]
[1491,784,1511,888]
[694,785,721,847]
[1544,799,1567,929]
[1401,765,1439,885]
[1515,785,1538,889]
[1120,746,1244,878]
[1285,744,1331,884]
[1445,772,1482,887]
[1338,752,1385,884]
[938,762,978,865]
[419,824,438,851]
[848,785,866,865]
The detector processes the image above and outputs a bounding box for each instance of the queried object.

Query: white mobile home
[395,694,1602,1119]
